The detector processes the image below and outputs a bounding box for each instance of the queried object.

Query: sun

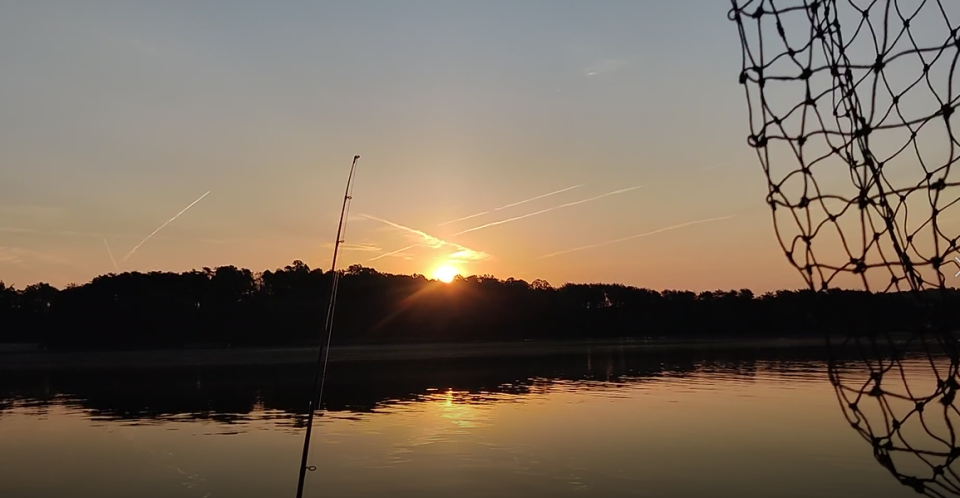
[431,265,460,283]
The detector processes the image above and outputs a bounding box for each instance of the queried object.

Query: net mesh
[729,0,960,494]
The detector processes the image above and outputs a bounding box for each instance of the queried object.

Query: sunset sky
[3,1,933,292]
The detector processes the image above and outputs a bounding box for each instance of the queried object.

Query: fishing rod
[295,154,361,498]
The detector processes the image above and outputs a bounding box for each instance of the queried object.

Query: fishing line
[294,155,361,498]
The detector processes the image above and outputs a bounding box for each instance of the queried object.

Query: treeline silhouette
[0,261,954,350]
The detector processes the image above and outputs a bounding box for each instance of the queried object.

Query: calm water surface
[0,346,947,498]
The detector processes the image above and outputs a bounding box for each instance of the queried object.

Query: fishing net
[729,0,960,495]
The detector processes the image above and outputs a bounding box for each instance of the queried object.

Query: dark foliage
[0,261,953,350]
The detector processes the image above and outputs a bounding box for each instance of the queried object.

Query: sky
[2,0,949,293]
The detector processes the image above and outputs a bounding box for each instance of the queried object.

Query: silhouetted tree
[0,262,947,350]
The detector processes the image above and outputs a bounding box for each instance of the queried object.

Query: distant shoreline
[0,337,838,371]
[5,267,942,352]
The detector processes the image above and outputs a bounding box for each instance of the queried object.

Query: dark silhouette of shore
[0,260,944,351]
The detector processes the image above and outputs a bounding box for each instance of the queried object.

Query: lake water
[0,344,953,498]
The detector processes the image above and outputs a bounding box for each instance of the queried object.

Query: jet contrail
[104,239,119,273]
[362,214,446,248]
[437,184,583,226]
[122,190,211,262]
[451,185,642,237]
[437,211,491,227]
[493,184,584,211]
[361,214,490,262]
[369,242,423,262]
[538,215,735,259]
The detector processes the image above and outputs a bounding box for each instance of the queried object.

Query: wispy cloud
[123,191,211,262]
[0,205,66,222]
[0,226,139,238]
[0,247,25,267]
[538,215,736,259]
[361,215,491,263]
[0,226,39,234]
[438,184,583,226]
[452,185,642,237]
[0,246,76,269]
[584,58,632,77]
[448,249,488,261]
[450,249,491,264]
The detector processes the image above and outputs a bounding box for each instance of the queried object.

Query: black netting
[729,1,960,495]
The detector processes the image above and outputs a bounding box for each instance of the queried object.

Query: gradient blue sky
[0,1,808,291]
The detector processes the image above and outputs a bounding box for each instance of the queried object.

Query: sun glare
[432,265,459,283]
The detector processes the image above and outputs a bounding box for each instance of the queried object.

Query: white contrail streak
[437,184,583,226]
[104,239,119,272]
[493,184,583,211]
[369,242,422,262]
[362,214,446,248]
[122,190,211,262]
[361,214,490,262]
[538,215,735,259]
[451,185,642,237]
[437,211,491,227]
